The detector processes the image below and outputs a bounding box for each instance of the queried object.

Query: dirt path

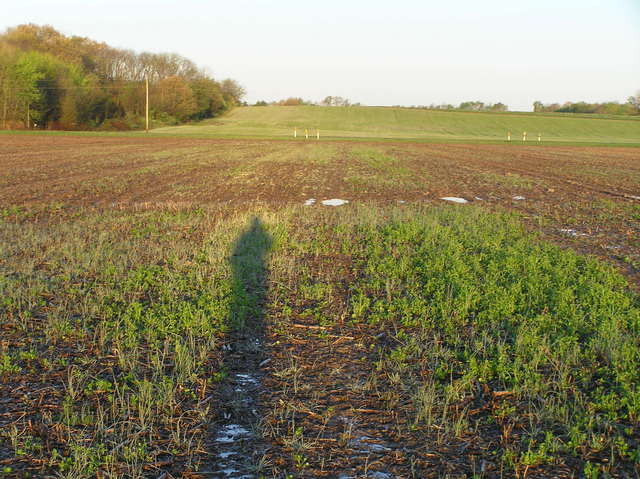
[262,317,417,477]
[203,217,272,478]
[205,327,267,478]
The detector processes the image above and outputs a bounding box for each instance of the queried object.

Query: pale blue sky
[3,0,639,111]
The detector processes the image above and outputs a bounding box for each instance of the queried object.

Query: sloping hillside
[153,105,640,144]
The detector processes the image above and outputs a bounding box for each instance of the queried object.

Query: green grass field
[2,203,639,477]
[152,105,640,144]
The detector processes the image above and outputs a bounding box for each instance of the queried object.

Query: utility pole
[145,77,149,133]
[2,84,7,130]
[26,103,30,129]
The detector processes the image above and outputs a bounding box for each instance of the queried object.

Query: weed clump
[345,206,639,475]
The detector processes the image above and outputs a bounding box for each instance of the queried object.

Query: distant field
[152,105,640,144]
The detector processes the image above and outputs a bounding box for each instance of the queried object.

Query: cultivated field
[152,106,640,144]
[1,133,639,478]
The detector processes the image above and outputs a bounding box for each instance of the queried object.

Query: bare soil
[2,135,638,282]
[1,135,638,477]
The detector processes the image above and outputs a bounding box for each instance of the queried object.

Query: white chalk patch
[398,200,406,204]
[236,374,258,385]
[219,469,239,476]
[627,195,640,200]
[367,443,392,452]
[440,197,468,204]
[216,424,250,443]
[513,196,525,201]
[304,198,316,206]
[474,196,484,201]
[559,228,588,237]
[322,199,349,206]
[351,435,392,454]
[217,469,253,478]
[368,473,392,479]
[356,444,391,454]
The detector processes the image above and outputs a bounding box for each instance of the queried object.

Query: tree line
[533,96,639,115]
[0,24,245,130]
[256,98,640,115]
[256,98,505,110]
[400,102,508,112]
[253,97,361,107]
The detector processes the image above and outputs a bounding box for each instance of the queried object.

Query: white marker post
[294,128,297,138]
[316,129,320,140]
[507,131,511,142]
[305,129,309,140]
[538,133,541,143]
[523,131,527,142]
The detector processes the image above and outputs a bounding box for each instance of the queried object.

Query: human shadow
[229,216,272,330]
[210,216,272,473]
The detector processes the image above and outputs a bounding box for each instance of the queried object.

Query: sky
[2,0,639,111]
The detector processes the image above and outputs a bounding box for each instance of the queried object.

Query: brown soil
[1,135,638,284]
[1,135,638,477]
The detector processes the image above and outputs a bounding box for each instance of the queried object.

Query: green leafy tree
[153,75,197,121]
[220,78,246,107]
[190,77,226,119]
[489,102,508,112]
[459,101,485,111]
[0,24,244,130]
[13,53,44,118]
[628,92,640,114]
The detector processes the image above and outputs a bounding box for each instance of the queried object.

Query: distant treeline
[0,24,245,130]
[255,97,640,117]
[255,98,315,107]
[412,101,509,112]
[256,98,507,111]
[533,98,639,115]
[255,96,361,107]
